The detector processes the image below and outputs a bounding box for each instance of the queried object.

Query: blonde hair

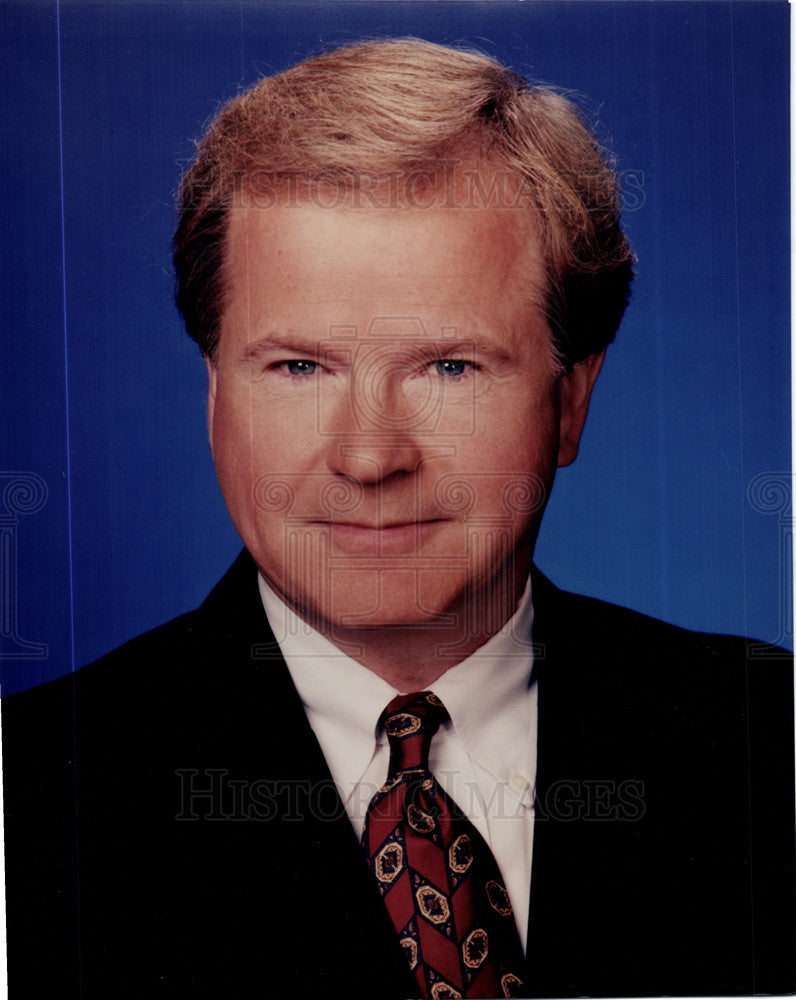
[174,38,633,369]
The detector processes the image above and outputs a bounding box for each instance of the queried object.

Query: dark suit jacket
[3,550,793,997]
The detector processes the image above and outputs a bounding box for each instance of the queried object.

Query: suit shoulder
[4,549,261,709]
[0,608,204,745]
[86,608,203,672]
[536,572,781,661]
[532,569,793,735]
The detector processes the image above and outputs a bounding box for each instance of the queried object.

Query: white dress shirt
[258,574,538,947]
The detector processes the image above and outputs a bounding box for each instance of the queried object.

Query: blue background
[1,0,790,694]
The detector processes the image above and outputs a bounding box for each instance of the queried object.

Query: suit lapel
[524,568,659,997]
[193,551,415,996]
[525,568,595,992]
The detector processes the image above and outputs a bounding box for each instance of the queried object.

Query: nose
[329,437,424,485]
[324,374,425,485]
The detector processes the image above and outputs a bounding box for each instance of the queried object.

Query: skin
[207,179,603,688]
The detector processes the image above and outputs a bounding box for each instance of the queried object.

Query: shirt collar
[258,573,535,791]
[258,575,396,792]
[429,577,536,782]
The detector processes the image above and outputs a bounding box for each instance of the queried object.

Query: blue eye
[434,359,468,377]
[285,360,317,376]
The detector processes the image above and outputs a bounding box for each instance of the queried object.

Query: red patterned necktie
[362,691,526,999]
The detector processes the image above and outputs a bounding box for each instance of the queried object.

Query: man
[3,39,793,999]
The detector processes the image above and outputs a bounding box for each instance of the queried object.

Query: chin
[335,568,457,628]
[280,566,465,633]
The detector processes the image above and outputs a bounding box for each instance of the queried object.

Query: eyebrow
[239,335,333,364]
[238,332,516,367]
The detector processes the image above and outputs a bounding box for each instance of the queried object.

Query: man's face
[207,179,600,644]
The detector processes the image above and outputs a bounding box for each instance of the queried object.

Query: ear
[557,350,605,467]
[205,355,217,455]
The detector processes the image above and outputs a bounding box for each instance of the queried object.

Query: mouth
[311,519,445,555]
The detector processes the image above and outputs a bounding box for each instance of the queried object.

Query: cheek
[209,391,262,527]
[472,390,559,467]
[457,392,560,518]
[211,392,322,523]
[211,396,247,473]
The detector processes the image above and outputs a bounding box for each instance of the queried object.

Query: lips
[332,521,432,531]
[316,519,444,556]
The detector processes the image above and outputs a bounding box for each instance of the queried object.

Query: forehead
[221,173,550,354]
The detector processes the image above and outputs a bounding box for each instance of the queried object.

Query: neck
[321,625,507,690]
[295,568,531,690]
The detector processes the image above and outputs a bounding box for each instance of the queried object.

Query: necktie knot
[381,691,449,777]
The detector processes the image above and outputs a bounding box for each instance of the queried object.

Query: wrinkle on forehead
[221,169,553,369]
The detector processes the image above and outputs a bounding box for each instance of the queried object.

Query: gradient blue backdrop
[1,0,790,694]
